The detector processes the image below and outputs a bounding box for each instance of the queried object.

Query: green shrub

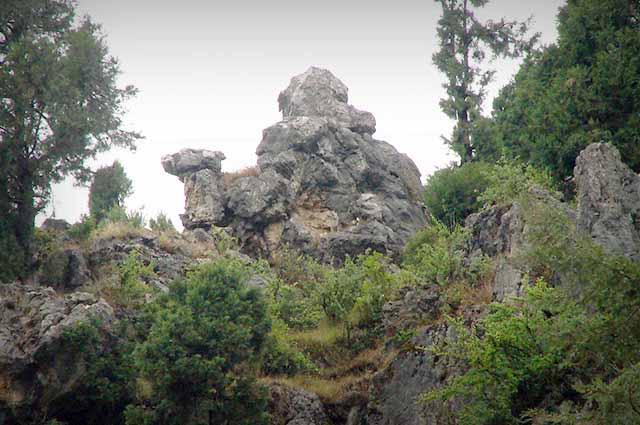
[53,320,136,425]
[267,278,323,330]
[101,206,146,229]
[113,250,155,310]
[402,222,492,287]
[149,212,176,233]
[423,162,491,228]
[317,251,399,339]
[68,214,97,241]
[424,200,640,424]
[127,259,271,425]
[478,159,556,207]
[261,318,317,376]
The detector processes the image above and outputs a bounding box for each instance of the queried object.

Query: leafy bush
[317,251,399,339]
[423,161,491,228]
[424,200,640,424]
[402,222,492,287]
[53,320,136,425]
[126,259,271,425]
[261,317,317,376]
[68,214,97,241]
[478,159,556,206]
[267,278,323,331]
[102,206,146,229]
[113,250,155,310]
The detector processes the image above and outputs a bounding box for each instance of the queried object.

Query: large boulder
[278,67,376,135]
[574,143,640,260]
[0,284,114,421]
[164,67,426,261]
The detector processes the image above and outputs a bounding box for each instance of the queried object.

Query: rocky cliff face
[163,67,427,262]
[0,285,114,422]
[365,142,640,425]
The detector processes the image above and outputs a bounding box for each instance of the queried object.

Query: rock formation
[163,67,427,262]
[574,142,640,260]
[0,285,114,421]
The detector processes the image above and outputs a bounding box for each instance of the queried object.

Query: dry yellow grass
[223,165,259,186]
[92,221,145,241]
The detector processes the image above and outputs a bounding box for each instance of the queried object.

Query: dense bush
[423,161,491,228]
[126,259,271,425]
[317,251,401,340]
[425,199,640,424]
[402,222,492,287]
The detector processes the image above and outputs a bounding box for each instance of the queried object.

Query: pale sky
[40,0,565,229]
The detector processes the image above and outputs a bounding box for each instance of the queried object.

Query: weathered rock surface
[574,142,640,260]
[278,67,377,135]
[162,149,227,229]
[164,67,426,262]
[88,231,197,292]
[0,284,114,420]
[268,383,330,425]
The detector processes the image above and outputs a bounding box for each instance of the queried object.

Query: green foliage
[261,317,317,376]
[402,222,492,287]
[423,161,491,228]
[317,251,399,339]
[484,0,640,185]
[54,320,136,425]
[267,278,323,331]
[425,198,640,424]
[114,250,154,310]
[433,0,537,162]
[0,0,141,276]
[127,259,271,425]
[40,248,69,287]
[478,158,557,206]
[425,280,573,424]
[89,161,133,223]
[101,206,147,229]
[148,212,176,233]
[68,214,98,241]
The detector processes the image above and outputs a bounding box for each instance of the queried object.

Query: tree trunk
[14,156,35,279]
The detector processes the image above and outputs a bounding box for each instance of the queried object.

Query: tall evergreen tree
[487,0,640,185]
[89,161,133,223]
[433,0,537,163]
[0,0,141,278]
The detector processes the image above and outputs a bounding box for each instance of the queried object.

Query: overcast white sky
[40,0,565,229]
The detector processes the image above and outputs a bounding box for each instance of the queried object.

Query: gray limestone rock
[278,67,376,135]
[163,67,426,262]
[0,284,115,421]
[268,383,331,425]
[574,142,640,260]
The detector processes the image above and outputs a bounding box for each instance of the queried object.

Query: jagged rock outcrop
[574,142,640,260]
[162,149,227,229]
[268,383,331,425]
[88,230,199,292]
[164,67,426,262]
[465,186,576,301]
[0,284,114,421]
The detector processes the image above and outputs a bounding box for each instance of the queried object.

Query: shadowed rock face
[163,67,427,262]
[574,143,640,260]
[0,285,114,421]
